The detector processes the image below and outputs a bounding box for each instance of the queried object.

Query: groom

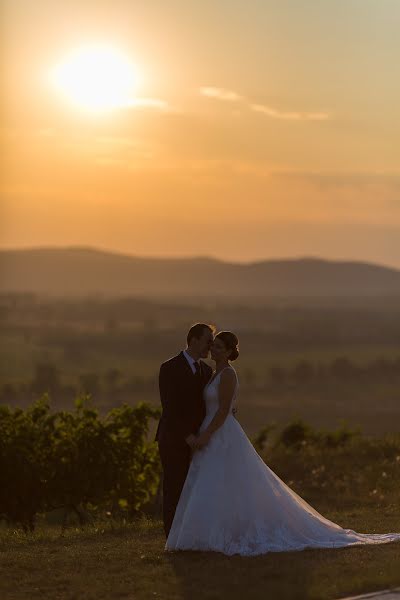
[155,323,214,537]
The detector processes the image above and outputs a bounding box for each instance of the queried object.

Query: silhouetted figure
[155,324,214,537]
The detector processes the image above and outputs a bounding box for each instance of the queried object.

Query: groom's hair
[187,323,215,345]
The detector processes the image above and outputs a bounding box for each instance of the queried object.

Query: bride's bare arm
[194,369,236,449]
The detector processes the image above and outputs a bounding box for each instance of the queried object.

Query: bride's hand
[194,431,212,450]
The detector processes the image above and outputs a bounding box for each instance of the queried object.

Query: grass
[1,508,400,600]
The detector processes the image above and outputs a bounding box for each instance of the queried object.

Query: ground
[1,507,400,600]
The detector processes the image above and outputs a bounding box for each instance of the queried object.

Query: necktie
[194,361,201,377]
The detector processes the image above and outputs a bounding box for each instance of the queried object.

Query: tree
[30,362,61,397]
[268,365,286,387]
[330,357,358,381]
[292,360,315,385]
[104,368,123,392]
[79,372,100,396]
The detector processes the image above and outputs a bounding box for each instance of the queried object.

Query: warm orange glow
[49,44,141,113]
[2,2,399,267]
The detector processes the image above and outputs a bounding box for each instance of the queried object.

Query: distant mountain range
[1,247,400,298]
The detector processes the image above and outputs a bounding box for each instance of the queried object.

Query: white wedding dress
[165,366,400,556]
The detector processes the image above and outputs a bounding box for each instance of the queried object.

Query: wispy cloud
[200,87,243,102]
[250,103,330,121]
[200,86,331,121]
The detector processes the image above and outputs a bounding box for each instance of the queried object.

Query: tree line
[2,354,400,408]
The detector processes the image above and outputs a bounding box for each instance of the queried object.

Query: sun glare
[50,44,141,112]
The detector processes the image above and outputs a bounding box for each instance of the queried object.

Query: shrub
[260,419,400,509]
[0,395,161,531]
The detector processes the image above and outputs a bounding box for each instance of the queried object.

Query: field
[1,293,400,437]
[1,510,400,600]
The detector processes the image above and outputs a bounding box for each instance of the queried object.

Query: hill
[1,246,400,297]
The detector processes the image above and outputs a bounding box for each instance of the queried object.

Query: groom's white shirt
[183,349,198,374]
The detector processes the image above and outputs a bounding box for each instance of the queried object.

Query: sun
[50,44,141,112]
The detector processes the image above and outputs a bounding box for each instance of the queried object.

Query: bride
[165,331,400,556]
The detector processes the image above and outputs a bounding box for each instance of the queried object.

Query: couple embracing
[155,323,400,556]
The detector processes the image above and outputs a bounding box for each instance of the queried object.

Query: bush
[0,395,161,531]
[260,419,400,508]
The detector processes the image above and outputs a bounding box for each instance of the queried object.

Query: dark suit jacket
[155,351,213,444]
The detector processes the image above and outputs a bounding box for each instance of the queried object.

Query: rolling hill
[1,246,400,298]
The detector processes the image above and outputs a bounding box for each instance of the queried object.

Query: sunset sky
[2,0,400,267]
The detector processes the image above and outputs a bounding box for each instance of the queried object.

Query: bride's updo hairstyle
[215,331,239,361]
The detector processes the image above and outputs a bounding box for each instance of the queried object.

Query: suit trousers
[158,434,191,538]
